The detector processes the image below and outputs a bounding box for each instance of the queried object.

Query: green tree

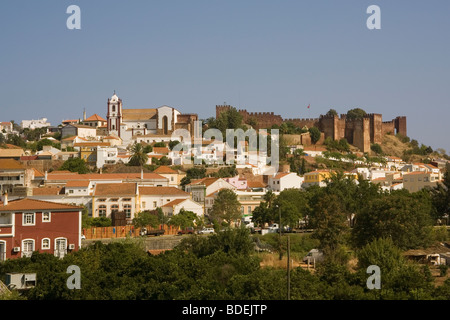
[129,143,148,167]
[352,191,434,250]
[132,210,160,228]
[310,193,350,256]
[326,109,338,117]
[346,108,367,120]
[168,209,199,229]
[308,127,321,144]
[210,189,242,227]
[59,157,90,174]
[371,143,383,155]
[429,171,450,222]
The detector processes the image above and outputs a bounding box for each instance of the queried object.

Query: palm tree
[129,143,148,167]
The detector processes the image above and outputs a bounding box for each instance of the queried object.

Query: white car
[198,228,215,234]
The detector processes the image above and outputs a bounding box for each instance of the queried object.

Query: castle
[216,105,407,153]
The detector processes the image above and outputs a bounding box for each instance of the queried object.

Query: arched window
[22,239,35,258]
[41,238,51,250]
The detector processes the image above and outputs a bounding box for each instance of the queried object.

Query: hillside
[380,134,411,158]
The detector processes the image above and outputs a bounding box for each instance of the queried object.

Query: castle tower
[107,92,122,137]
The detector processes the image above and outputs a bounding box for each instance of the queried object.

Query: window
[98,198,106,202]
[111,204,119,213]
[22,239,35,258]
[123,198,131,202]
[98,205,107,217]
[42,238,50,250]
[110,198,119,202]
[142,202,146,209]
[124,204,132,219]
[153,201,157,208]
[42,212,51,222]
[23,213,35,226]
[69,189,74,194]
[248,206,252,215]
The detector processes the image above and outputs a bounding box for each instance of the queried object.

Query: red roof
[0,198,82,211]
[85,114,106,122]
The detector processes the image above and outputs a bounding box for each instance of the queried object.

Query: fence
[83,224,180,240]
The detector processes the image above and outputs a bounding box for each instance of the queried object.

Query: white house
[268,172,303,192]
[138,186,191,212]
[161,198,203,217]
[185,177,236,204]
[21,118,51,129]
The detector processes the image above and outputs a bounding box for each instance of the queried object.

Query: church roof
[122,109,157,121]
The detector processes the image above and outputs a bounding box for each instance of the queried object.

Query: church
[106,93,198,145]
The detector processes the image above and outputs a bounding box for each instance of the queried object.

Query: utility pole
[277,205,282,260]
[287,235,291,300]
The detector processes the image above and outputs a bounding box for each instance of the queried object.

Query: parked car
[178,227,195,235]
[198,227,215,235]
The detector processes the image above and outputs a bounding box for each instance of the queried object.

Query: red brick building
[0,196,82,261]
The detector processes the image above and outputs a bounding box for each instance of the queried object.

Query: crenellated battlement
[215,105,406,152]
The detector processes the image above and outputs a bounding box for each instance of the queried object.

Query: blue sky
[1,1,449,152]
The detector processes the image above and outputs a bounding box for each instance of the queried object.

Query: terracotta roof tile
[94,183,136,196]
[32,187,65,196]
[0,198,82,211]
[85,114,106,122]
[65,180,91,188]
[139,186,188,196]
[161,198,188,207]
[0,159,25,169]
[153,166,177,174]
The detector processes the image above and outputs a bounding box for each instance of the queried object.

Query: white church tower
[107,92,122,137]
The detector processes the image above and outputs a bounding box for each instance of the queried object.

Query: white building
[106,93,197,146]
[161,198,203,217]
[268,172,303,192]
[138,186,191,212]
[21,118,51,130]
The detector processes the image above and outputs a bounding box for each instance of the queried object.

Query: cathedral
[106,93,198,145]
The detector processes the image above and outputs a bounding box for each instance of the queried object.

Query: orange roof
[188,177,220,187]
[247,181,267,188]
[47,172,167,181]
[33,168,45,177]
[161,198,188,207]
[94,183,136,196]
[65,180,90,188]
[0,159,25,170]
[273,172,292,179]
[85,114,106,122]
[74,142,111,147]
[404,171,430,175]
[32,187,65,196]
[152,147,169,154]
[153,166,177,174]
[139,186,188,196]
[0,198,82,212]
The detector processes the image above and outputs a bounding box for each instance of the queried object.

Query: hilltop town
[1,93,449,300]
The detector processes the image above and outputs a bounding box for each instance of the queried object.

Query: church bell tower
[107,91,122,137]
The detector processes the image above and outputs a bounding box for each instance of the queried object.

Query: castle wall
[381,120,396,136]
[215,105,405,153]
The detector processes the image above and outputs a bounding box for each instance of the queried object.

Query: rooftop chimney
[2,191,8,206]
